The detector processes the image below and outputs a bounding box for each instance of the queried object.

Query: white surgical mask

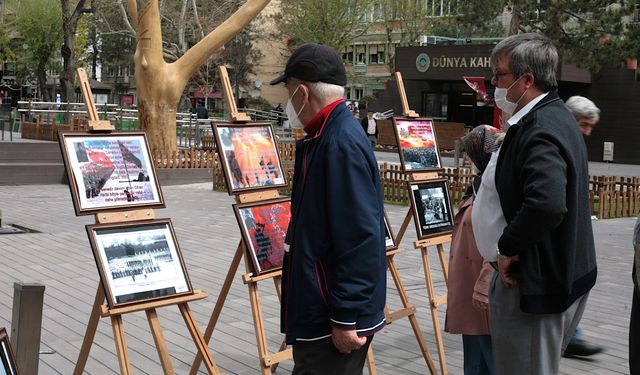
[494,76,526,115]
[286,85,306,129]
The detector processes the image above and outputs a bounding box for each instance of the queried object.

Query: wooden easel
[389,72,450,375]
[191,67,292,375]
[193,67,379,374]
[72,68,221,375]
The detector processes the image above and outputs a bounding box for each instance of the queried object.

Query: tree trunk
[60,33,76,104]
[509,3,520,36]
[37,64,50,102]
[138,98,182,153]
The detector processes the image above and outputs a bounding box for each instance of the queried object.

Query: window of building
[422,92,448,118]
[3,62,16,76]
[368,45,386,64]
[373,3,384,21]
[355,45,366,64]
[355,87,364,100]
[345,86,352,100]
[343,46,354,64]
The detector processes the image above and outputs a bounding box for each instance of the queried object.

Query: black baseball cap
[270,43,347,86]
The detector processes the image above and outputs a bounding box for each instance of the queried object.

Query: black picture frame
[0,327,19,375]
[86,219,194,308]
[408,179,454,239]
[383,209,397,251]
[392,117,442,173]
[212,123,288,195]
[233,198,291,275]
[58,131,165,216]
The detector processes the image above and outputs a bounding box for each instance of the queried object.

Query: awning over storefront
[193,88,222,99]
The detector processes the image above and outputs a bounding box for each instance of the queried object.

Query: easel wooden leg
[387,256,438,374]
[421,247,447,375]
[248,277,272,375]
[366,345,378,375]
[270,275,286,373]
[180,303,221,375]
[436,244,449,283]
[189,242,243,375]
[73,284,106,375]
[394,209,414,245]
[146,308,175,374]
[111,315,133,375]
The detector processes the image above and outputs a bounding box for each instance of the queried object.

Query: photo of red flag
[463,77,490,103]
[118,140,143,168]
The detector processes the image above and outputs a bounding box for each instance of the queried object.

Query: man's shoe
[563,339,604,357]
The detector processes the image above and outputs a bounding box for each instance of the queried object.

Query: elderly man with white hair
[562,95,605,359]
[565,95,600,137]
[270,43,386,375]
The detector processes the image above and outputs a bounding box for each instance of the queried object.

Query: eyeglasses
[492,70,513,80]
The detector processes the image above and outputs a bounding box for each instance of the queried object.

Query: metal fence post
[11,282,45,375]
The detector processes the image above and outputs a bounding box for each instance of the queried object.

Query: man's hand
[331,326,366,354]
[497,254,520,287]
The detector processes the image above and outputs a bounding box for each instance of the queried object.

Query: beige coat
[444,197,494,335]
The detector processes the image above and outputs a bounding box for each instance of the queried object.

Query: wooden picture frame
[212,123,287,195]
[58,131,164,216]
[383,209,398,251]
[86,219,193,308]
[0,328,19,375]
[392,117,442,172]
[408,179,454,239]
[233,198,291,275]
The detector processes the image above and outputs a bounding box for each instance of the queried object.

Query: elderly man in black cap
[271,43,386,375]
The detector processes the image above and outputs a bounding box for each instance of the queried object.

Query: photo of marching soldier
[89,221,191,307]
[410,180,454,239]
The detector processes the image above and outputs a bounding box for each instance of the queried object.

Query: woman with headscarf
[445,125,504,375]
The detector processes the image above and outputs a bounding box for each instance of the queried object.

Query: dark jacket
[360,116,379,137]
[495,91,597,314]
[282,103,386,344]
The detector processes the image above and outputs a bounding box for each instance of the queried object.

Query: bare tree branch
[173,0,271,80]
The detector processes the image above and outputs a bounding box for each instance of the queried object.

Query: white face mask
[286,85,306,129]
[494,75,526,115]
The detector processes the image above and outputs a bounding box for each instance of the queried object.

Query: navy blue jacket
[282,102,387,345]
[495,91,597,313]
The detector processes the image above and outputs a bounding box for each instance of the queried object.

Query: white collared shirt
[472,92,549,261]
[367,118,376,135]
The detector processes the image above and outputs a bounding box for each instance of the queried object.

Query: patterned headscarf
[460,125,505,173]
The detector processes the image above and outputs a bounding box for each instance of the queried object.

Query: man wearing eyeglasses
[472,33,597,374]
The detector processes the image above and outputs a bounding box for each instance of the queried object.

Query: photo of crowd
[394,118,442,171]
[235,199,291,274]
[90,221,191,307]
[214,124,287,194]
[410,180,454,239]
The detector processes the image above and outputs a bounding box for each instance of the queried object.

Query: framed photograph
[233,198,291,274]
[86,219,193,308]
[383,209,397,251]
[58,131,164,216]
[393,117,442,172]
[212,123,287,195]
[408,179,454,239]
[0,328,18,375]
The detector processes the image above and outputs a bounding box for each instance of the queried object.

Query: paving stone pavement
[0,183,635,374]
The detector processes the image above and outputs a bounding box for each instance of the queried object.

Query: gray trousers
[367,135,377,149]
[489,273,588,375]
